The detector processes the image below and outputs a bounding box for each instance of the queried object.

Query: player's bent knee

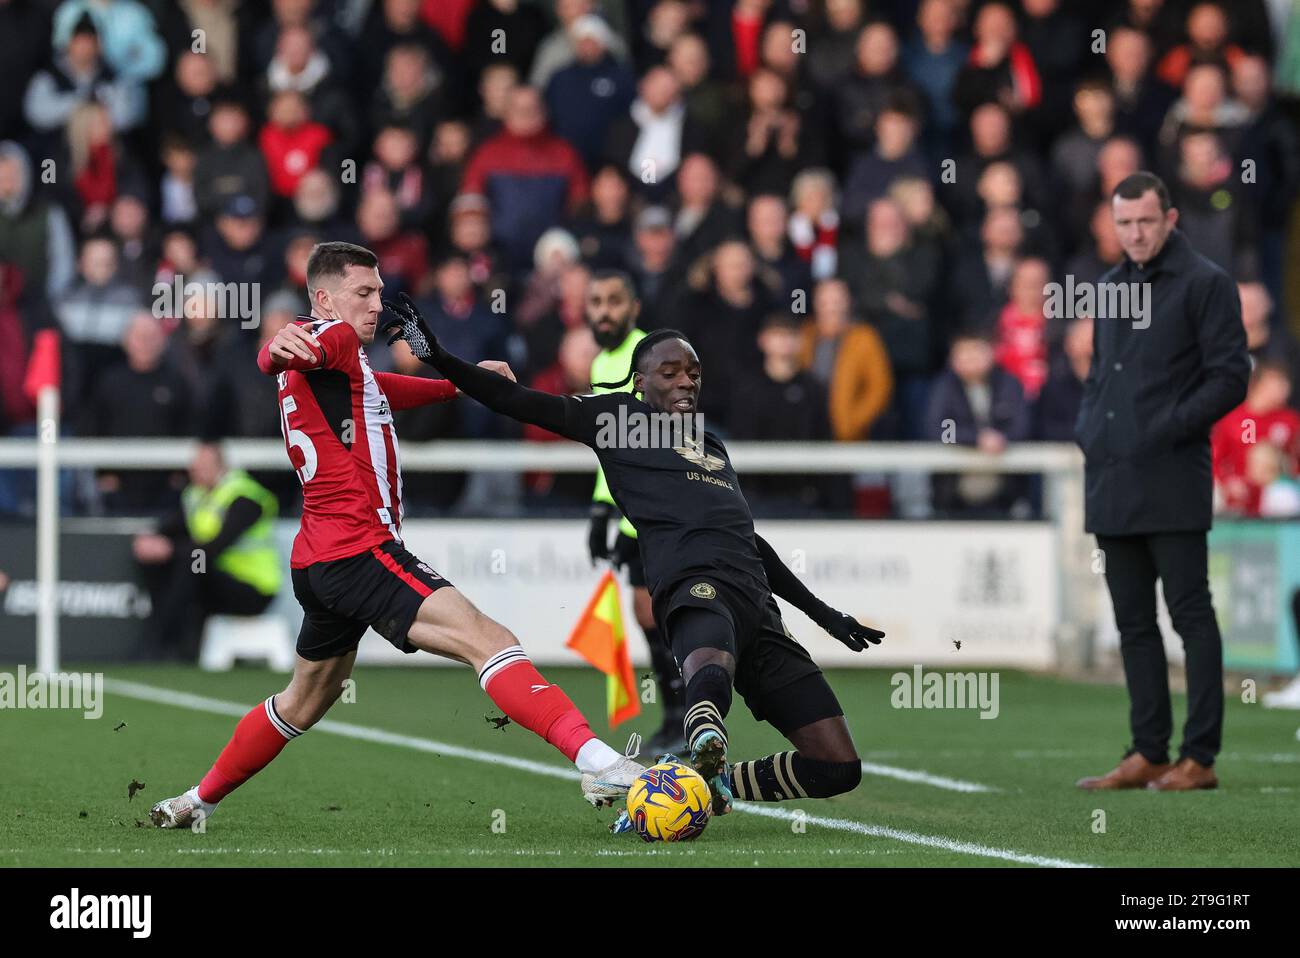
[800,757,862,798]
[681,646,735,680]
[278,664,350,729]
[277,684,340,730]
[456,609,517,663]
[477,611,517,649]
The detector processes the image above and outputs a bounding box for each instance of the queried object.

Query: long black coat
[1075,229,1249,535]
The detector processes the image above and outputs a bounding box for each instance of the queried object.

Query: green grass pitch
[2,665,1297,867]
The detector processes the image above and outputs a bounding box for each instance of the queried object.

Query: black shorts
[616,532,646,589]
[657,576,841,732]
[291,541,454,661]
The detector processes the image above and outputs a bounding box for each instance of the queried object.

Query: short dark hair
[430,248,468,272]
[1113,171,1171,212]
[159,133,194,156]
[761,311,802,332]
[81,231,118,253]
[210,85,249,113]
[387,42,428,63]
[1075,77,1113,98]
[306,242,378,294]
[881,89,922,123]
[588,268,638,299]
[951,325,995,346]
[194,439,226,462]
[592,162,630,186]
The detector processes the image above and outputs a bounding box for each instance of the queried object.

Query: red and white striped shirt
[257,318,456,567]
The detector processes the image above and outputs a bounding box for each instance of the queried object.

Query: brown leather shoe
[1076,752,1171,790]
[1146,757,1218,791]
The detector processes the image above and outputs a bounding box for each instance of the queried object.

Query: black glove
[381,293,437,362]
[610,529,639,571]
[819,609,885,652]
[588,503,614,564]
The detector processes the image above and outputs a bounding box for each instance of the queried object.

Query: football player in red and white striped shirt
[151,242,643,828]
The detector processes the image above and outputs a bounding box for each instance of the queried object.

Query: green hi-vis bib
[182,469,282,597]
[590,328,646,539]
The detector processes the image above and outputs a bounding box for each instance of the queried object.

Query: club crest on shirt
[690,582,717,600]
[673,435,726,472]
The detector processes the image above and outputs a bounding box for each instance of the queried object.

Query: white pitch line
[104,678,576,781]
[860,761,996,793]
[4,845,911,858]
[734,804,1092,868]
[1223,751,1300,764]
[103,678,1092,868]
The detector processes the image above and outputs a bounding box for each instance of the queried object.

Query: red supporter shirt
[259,121,333,197]
[995,303,1048,400]
[256,318,456,567]
[731,10,763,78]
[421,0,472,49]
[1211,403,1300,516]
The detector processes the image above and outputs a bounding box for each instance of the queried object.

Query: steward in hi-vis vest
[183,468,282,598]
[133,443,281,661]
[582,270,686,756]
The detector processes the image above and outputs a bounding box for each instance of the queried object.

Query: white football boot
[1262,675,1300,709]
[581,734,645,807]
[149,786,216,829]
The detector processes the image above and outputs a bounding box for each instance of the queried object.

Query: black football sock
[731,753,862,800]
[683,664,732,752]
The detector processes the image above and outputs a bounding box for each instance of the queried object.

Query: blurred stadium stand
[1,0,1296,524]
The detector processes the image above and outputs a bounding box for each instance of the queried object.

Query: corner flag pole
[36,385,59,674]
[27,331,61,674]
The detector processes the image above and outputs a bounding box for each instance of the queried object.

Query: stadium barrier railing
[0,437,1092,672]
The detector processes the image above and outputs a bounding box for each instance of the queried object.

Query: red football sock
[198,696,303,804]
[479,647,595,762]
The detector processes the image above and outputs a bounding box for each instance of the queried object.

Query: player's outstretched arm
[754,533,885,652]
[372,371,457,410]
[381,294,588,440]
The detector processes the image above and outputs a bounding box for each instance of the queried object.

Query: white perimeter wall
[271,520,1060,669]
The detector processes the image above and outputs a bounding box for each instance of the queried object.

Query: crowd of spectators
[1,0,1299,520]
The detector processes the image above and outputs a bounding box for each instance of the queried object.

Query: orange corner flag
[566,569,640,727]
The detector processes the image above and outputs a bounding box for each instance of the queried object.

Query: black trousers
[140,556,274,662]
[1096,532,1224,766]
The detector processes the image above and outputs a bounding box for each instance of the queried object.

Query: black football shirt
[559,391,770,606]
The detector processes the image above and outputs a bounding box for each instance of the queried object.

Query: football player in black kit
[383,295,884,815]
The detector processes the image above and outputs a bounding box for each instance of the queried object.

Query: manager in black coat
[1075,172,1249,792]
